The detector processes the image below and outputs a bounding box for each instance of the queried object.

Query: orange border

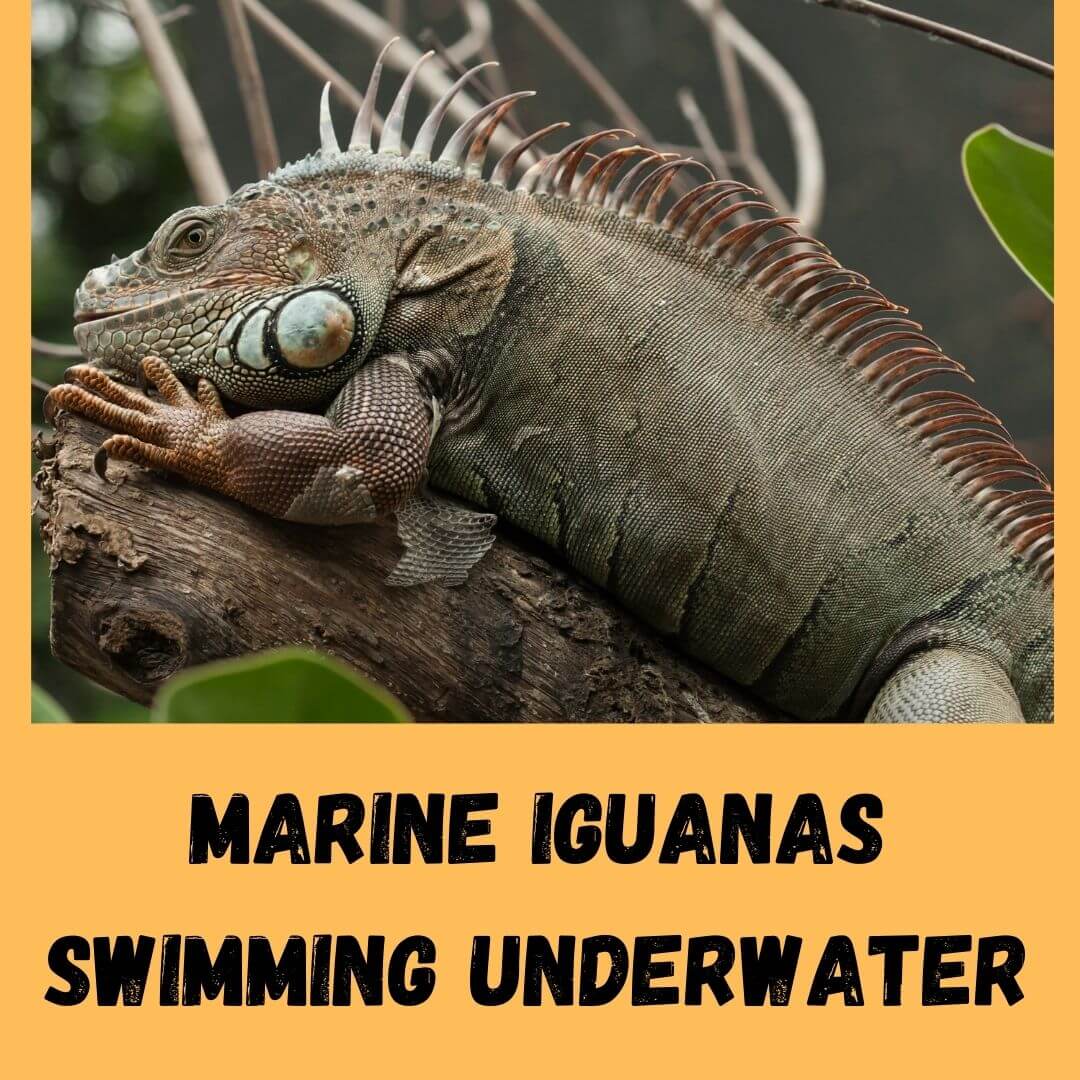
[4,4,1074,1076]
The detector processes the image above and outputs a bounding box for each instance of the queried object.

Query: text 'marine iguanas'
[46,45,1053,723]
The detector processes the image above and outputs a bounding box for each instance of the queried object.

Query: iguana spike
[741,233,810,275]
[782,269,867,309]
[871,351,967,390]
[465,97,524,178]
[490,122,569,187]
[833,315,932,356]
[412,61,498,161]
[640,160,711,223]
[924,426,1011,451]
[606,151,672,212]
[850,330,937,367]
[885,366,973,403]
[350,37,398,151]
[514,154,551,193]
[440,91,535,168]
[533,134,593,197]
[792,278,884,318]
[758,248,835,290]
[624,158,704,220]
[319,83,340,155]
[692,200,771,248]
[676,188,754,241]
[534,131,623,198]
[380,50,434,155]
[862,346,942,383]
[814,298,894,341]
[553,130,630,199]
[712,215,798,262]
[577,146,645,205]
[660,180,751,234]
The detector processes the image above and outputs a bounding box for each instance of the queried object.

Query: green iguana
[45,45,1053,723]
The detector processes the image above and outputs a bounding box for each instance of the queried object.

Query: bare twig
[720,7,824,229]
[707,2,756,163]
[243,0,379,135]
[506,0,654,145]
[31,377,55,395]
[383,0,405,32]
[158,2,193,25]
[81,0,193,23]
[814,0,1053,79]
[445,0,490,66]
[676,88,731,183]
[417,28,528,142]
[31,337,82,359]
[456,0,511,99]
[218,0,280,176]
[684,0,825,230]
[123,0,230,204]
[305,0,520,156]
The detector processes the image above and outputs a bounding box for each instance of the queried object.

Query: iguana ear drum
[273,289,357,370]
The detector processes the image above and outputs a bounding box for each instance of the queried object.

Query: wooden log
[34,415,779,722]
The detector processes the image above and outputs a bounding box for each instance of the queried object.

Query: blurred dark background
[32,0,1053,720]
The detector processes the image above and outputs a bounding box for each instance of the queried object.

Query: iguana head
[72,179,382,409]
[72,49,522,410]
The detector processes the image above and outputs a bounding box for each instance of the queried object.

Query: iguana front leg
[45,354,496,585]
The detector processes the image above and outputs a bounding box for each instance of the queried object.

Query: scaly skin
[47,58,1053,722]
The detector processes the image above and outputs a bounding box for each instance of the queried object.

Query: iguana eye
[168,219,214,256]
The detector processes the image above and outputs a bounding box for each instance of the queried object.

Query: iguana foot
[46,358,230,486]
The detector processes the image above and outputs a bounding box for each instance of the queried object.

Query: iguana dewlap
[48,47,1052,723]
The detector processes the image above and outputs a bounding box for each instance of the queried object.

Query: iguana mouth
[72,288,209,330]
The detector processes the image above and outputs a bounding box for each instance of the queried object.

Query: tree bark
[34,415,779,723]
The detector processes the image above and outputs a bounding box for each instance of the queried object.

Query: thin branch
[707,1,756,161]
[684,0,825,230]
[456,0,511,100]
[31,337,82,359]
[719,7,825,229]
[243,0,380,137]
[417,28,528,142]
[158,2,193,25]
[123,0,230,204]
[81,0,193,23]
[218,0,280,176]
[682,0,788,216]
[445,0,490,66]
[241,3,358,102]
[506,0,654,145]
[676,88,731,182]
[814,0,1053,79]
[383,0,405,32]
[32,377,55,395]
[305,0,520,156]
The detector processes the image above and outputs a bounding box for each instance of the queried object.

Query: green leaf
[152,648,412,724]
[963,124,1053,300]
[32,683,71,723]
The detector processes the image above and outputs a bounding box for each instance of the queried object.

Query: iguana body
[48,49,1053,722]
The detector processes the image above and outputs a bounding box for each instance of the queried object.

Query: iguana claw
[45,357,231,489]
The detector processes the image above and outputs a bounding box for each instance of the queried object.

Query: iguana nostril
[275,289,356,369]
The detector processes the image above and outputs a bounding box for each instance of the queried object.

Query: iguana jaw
[72,287,211,377]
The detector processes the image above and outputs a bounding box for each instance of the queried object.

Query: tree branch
[123,0,230,205]
[36,415,778,723]
[683,0,825,231]
[506,0,655,145]
[814,0,1053,79]
[31,336,82,359]
[243,0,380,135]
[218,0,280,177]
